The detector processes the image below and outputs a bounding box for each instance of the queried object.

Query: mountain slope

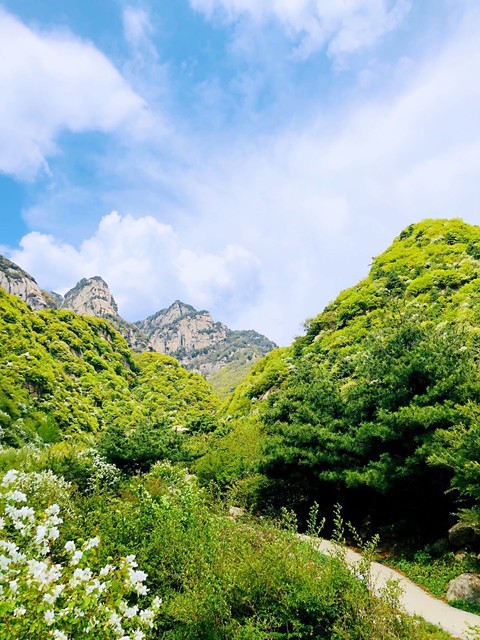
[204,218,480,535]
[0,287,218,448]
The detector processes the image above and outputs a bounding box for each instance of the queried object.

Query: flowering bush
[0,469,161,639]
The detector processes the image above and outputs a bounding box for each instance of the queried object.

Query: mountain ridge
[0,257,276,384]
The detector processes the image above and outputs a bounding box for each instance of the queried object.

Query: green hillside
[199,219,480,536]
[0,287,218,451]
[1,220,476,639]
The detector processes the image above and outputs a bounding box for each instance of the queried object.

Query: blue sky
[1,0,480,344]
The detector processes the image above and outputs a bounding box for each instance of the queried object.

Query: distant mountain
[137,300,277,379]
[0,257,276,386]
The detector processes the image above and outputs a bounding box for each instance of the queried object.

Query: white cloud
[122,7,153,48]
[190,0,411,58]
[5,3,480,347]
[7,212,262,322]
[0,8,146,179]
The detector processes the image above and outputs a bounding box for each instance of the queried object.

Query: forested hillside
[0,287,218,452]
[199,218,480,538]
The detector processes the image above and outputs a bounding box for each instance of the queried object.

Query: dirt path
[302,536,480,639]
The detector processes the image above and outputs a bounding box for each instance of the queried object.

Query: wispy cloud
[0,8,146,180]
[189,0,411,59]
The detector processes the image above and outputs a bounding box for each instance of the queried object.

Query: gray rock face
[449,523,480,549]
[446,573,480,605]
[138,301,228,361]
[0,255,49,309]
[136,300,276,376]
[62,277,119,318]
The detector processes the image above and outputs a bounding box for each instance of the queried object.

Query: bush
[0,469,161,639]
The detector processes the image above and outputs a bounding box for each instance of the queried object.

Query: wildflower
[83,536,100,551]
[64,541,75,553]
[6,489,27,503]
[35,524,48,543]
[123,605,138,619]
[52,631,68,640]
[2,469,18,486]
[44,610,55,625]
[14,607,26,617]
[139,609,154,627]
[70,550,83,566]
[49,526,60,541]
[45,504,60,516]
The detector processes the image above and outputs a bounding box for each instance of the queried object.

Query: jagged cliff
[0,255,49,310]
[62,276,119,317]
[0,257,276,383]
[137,301,276,376]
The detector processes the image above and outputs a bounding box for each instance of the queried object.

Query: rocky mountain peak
[62,276,119,318]
[0,255,49,310]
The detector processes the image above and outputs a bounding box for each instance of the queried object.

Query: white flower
[124,605,138,618]
[100,563,114,576]
[70,550,83,566]
[64,541,76,553]
[139,609,154,626]
[44,610,55,625]
[133,631,145,640]
[6,489,27,502]
[125,555,138,568]
[2,469,18,486]
[45,504,60,516]
[0,517,4,529]
[83,536,100,551]
[152,596,162,610]
[9,580,18,593]
[35,524,48,543]
[52,631,68,640]
[49,526,60,541]
[14,607,26,617]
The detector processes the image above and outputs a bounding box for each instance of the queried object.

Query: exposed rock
[430,538,448,557]
[228,507,246,520]
[0,255,49,309]
[136,300,276,378]
[62,277,119,318]
[137,300,228,362]
[449,522,480,549]
[41,290,63,309]
[446,573,480,605]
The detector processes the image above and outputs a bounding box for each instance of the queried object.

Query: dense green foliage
[0,459,453,639]
[202,219,480,536]
[0,288,218,455]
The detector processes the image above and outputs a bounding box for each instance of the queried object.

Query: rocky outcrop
[62,277,119,318]
[0,255,49,309]
[447,574,480,605]
[137,301,228,359]
[448,523,480,549]
[136,301,276,377]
